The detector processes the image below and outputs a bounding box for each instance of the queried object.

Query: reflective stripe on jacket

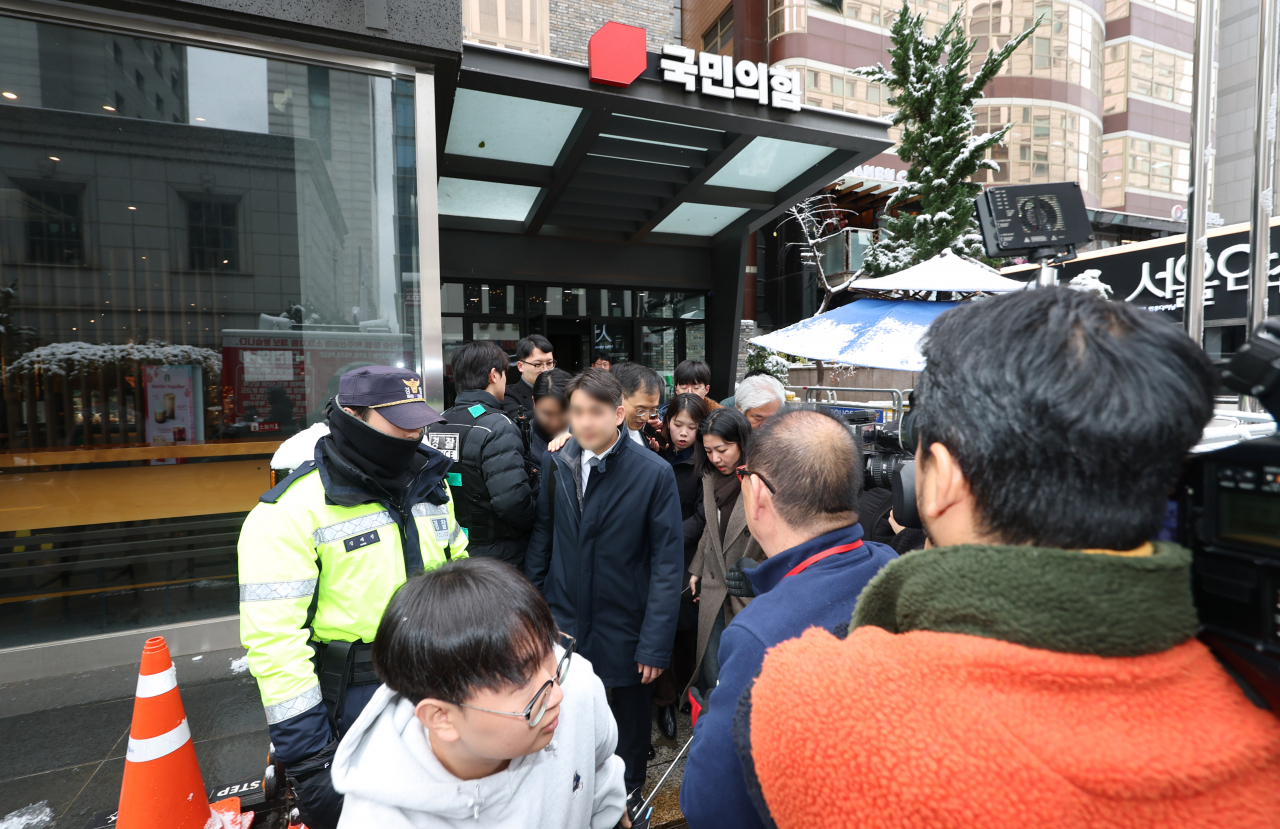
[237,462,466,761]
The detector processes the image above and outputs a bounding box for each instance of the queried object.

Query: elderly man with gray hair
[734,374,786,428]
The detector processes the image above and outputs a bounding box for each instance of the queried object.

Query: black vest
[423,400,517,544]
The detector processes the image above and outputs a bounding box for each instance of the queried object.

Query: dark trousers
[608,682,654,794]
[291,681,380,829]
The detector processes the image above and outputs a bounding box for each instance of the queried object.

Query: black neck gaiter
[325,408,422,494]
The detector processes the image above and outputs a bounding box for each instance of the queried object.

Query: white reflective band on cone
[135,664,178,698]
[126,718,191,763]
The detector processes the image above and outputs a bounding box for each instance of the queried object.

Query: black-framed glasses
[518,359,556,371]
[454,634,575,728]
[735,465,776,493]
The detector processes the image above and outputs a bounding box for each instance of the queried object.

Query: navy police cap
[337,365,444,430]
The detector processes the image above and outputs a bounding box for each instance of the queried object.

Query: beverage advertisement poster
[143,365,197,465]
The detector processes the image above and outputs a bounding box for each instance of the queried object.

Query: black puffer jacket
[440,390,536,565]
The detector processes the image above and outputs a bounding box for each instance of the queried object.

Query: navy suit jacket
[525,428,684,688]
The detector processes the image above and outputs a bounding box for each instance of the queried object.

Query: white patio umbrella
[750,299,962,371]
[848,249,1028,293]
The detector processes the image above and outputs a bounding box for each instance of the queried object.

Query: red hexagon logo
[588,22,648,88]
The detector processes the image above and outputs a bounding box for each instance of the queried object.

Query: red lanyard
[783,540,864,578]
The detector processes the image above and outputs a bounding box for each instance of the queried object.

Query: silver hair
[735,375,786,412]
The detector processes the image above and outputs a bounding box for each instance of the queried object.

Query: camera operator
[679,407,898,829]
[735,288,1280,828]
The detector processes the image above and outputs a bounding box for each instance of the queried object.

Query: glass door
[592,320,632,368]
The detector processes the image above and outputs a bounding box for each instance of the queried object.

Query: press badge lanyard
[783,540,864,578]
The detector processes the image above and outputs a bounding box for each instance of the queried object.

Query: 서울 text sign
[659,46,802,112]
[1041,223,1280,321]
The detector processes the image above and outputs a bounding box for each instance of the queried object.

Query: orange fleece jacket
[747,627,1280,828]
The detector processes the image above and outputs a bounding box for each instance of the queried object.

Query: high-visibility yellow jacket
[238,446,465,764]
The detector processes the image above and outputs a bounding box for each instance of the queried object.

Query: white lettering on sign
[215,780,261,798]
[660,45,801,111]
[243,350,294,382]
[1124,252,1221,306]
[853,165,910,183]
[1119,244,1280,308]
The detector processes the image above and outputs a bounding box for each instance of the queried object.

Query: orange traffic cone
[117,636,220,829]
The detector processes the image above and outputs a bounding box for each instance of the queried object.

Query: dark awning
[438,44,893,248]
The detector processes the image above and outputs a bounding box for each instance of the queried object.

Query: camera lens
[865,452,907,490]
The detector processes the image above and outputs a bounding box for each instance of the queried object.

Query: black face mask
[325,406,422,494]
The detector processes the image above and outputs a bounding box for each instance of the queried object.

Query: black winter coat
[525,428,685,688]
[662,446,702,568]
[501,377,535,418]
[663,445,701,632]
[444,390,536,556]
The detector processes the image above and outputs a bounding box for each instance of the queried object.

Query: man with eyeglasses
[503,335,556,419]
[679,407,897,829]
[333,557,631,829]
[611,362,664,451]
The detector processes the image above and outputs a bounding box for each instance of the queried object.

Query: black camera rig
[1182,319,1280,711]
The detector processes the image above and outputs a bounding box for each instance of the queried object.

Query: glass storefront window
[442,282,466,314]
[0,15,420,647]
[637,291,706,319]
[641,325,679,386]
[464,283,518,314]
[471,321,522,348]
[686,323,706,363]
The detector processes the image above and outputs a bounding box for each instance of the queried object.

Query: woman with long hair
[687,407,764,693]
[650,392,710,738]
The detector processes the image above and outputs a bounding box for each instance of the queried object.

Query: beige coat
[687,473,766,688]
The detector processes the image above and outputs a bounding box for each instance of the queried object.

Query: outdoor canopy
[848,250,1030,293]
[749,298,962,371]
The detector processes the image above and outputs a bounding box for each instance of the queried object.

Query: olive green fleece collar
[850,542,1198,657]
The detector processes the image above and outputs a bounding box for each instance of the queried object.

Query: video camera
[817,404,921,529]
[1181,319,1280,710]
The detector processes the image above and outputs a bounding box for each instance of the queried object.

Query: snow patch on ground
[0,802,55,829]
[230,656,249,674]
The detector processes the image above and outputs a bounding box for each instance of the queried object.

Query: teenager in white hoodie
[331,557,629,829]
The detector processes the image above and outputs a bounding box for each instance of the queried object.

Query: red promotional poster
[220,330,415,430]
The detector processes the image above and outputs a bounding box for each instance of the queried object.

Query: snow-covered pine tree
[854,1,1038,276]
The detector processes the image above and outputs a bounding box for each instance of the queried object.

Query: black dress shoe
[647,746,656,761]
[658,703,678,739]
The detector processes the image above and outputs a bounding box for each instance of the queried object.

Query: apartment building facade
[677,0,1193,222]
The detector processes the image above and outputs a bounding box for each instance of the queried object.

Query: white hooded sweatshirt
[331,651,626,829]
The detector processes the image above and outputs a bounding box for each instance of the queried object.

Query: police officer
[238,366,466,829]
[425,340,537,569]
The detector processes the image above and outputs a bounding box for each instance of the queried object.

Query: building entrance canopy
[435,41,892,389]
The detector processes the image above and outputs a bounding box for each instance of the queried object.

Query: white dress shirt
[580,433,621,495]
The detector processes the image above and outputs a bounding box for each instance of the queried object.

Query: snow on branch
[6,340,222,379]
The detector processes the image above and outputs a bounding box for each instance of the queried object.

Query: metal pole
[414,70,445,410]
[1036,259,1056,288]
[1245,0,1279,410]
[1184,0,1220,345]
[1249,0,1279,332]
